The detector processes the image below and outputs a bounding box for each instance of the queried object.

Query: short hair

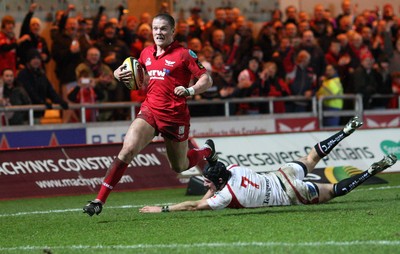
[1,15,15,29]
[30,17,42,27]
[153,13,175,28]
[1,68,14,75]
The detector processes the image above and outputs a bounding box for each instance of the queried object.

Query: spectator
[352,52,383,109]
[388,71,400,108]
[270,9,283,24]
[52,17,90,122]
[190,52,233,117]
[95,22,130,72]
[74,46,117,121]
[68,69,104,122]
[50,4,75,41]
[310,5,335,52]
[95,22,131,120]
[0,68,31,125]
[201,45,215,64]
[310,4,330,38]
[118,15,138,48]
[284,22,301,47]
[210,52,235,100]
[89,6,108,41]
[188,37,203,54]
[186,7,205,39]
[256,23,276,62]
[235,57,261,115]
[348,32,370,70]
[298,11,310,23]
[18,3,51,68]
[271,37,296,79]
[381,3,398,38]
[370,20,392,60]
[203,7,235,45]
[138,12,152,27]
[387,37,400,74]
[230,19,255,79]
[296,30,326,78]
[324,8,337,30]
[174,21,190,47]
[324,39,352,81]
[335,15,353,35]
[77,18,94,46]
[209,29,232,61]
[52,17,90,98]
[0,15,30,74]
[130,23,153,58]
[17,49,68,120]
[354,15,367,33]
[286,50,317,112]
[253,61,291,113]
[298,20,311,36]
[284,5,298,25]
[316,64,344,126]
[373,56,393,109]
[335,0,354,26]
[360,26,373,49]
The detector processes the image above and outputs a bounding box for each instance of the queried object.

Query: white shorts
[273,161,319,205]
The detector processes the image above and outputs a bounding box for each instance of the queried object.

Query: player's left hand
[174,86,194,97]
[139,206,162,213]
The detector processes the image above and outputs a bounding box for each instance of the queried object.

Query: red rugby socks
[96,158,128,203]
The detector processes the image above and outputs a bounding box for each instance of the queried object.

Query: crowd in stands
[0,1,400,126]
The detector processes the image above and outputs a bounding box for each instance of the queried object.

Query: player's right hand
[114,64,132,83]
[139,206,162,213]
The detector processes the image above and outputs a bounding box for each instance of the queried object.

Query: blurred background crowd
[0,0,399,126]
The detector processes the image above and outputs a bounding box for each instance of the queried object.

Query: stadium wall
[0,113,399,199]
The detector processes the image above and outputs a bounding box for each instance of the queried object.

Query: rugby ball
[122,57,145,90]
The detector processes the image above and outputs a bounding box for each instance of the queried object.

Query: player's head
[152,13,175,47]
[203,161,231,191]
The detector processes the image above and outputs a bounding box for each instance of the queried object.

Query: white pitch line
[1,240,400,252]
[0,185,399,218]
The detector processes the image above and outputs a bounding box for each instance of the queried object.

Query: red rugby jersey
[139,41,206,123]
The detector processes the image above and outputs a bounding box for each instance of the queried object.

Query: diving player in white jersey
[140,116,397,213]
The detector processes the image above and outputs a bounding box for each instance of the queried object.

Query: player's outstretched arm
[139,199,212,213]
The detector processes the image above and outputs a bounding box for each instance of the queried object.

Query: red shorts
[137,104,190,142]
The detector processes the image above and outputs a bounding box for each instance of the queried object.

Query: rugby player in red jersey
[83,13,215,216]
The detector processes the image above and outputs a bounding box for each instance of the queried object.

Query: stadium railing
[0,94,398,128]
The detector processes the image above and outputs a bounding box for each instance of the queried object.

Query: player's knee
[118,147,136,163]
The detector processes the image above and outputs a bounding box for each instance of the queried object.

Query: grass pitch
[1,173,399,254]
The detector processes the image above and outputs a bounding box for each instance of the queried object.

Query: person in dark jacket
[17,49,68,119]
[17,3,50,68]
[0,68,31,125]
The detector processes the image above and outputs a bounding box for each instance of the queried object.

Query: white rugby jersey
[206,165,290,210]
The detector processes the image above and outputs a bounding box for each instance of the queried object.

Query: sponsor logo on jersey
[145,58,152,66]
[189,49,198,58]
[196,59,204,69]
[165,59,175,67]
[147,69,170,80]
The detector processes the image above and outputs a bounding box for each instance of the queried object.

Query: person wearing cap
[140,117,397,213]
